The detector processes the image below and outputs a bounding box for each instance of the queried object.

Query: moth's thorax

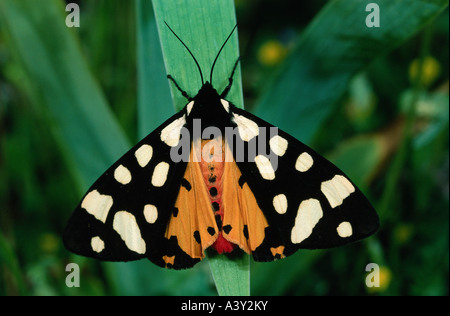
[186,82,231,130]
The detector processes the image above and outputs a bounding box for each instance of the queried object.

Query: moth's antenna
[164,21,204,86]
[210,24,238,85]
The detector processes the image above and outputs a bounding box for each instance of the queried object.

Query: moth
[63,23,379,269]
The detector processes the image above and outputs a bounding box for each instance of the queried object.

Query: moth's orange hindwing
[221,141,269,254]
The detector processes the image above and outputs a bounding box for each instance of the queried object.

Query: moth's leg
[167,74,193,101]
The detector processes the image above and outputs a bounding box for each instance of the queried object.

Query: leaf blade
[151,0,248,296]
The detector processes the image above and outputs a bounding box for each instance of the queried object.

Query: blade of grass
[206,250,250,296]
[151,0,248,296]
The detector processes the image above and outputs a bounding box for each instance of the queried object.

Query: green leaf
[254,0,449,144]
[151,0,248,296]
[207,250,250,296]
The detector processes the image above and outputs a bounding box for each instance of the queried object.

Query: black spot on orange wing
[223,225,232,234]
[238,175,245,188]
[181,178,192,191]
[243,225,249,240]
[207,227,216,236]
[193,231,201,244]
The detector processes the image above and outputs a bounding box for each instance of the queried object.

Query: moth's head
[190,81,227,109]
[196,81,216,97]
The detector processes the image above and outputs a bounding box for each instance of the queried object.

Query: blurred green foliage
[0,0,448,296]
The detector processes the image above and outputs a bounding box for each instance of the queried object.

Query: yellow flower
[366,265,392,293]
[378,266,392,291]
[258,40,287,66]
[409,56,441,87]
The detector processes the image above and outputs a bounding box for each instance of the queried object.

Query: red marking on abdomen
[199,138,236,254]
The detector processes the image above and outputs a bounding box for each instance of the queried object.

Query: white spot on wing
[254,155,275,180]
[269,135,288,157]
[143,204,158,224]
[186,101,195,115]
[295,152,314,172]
[291,198,323,244]
[81,190,113,223]
[220,99,230,112]
[114,164,132,185]
[232,113,259,142]
[337,221,353,238]
[160,115,186,147]
[273,194,288,214]
[91,236,105,253]
[321,175,355,208]
[135,144,153,167]
[113,211,146,254]
[151,162,170,187]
